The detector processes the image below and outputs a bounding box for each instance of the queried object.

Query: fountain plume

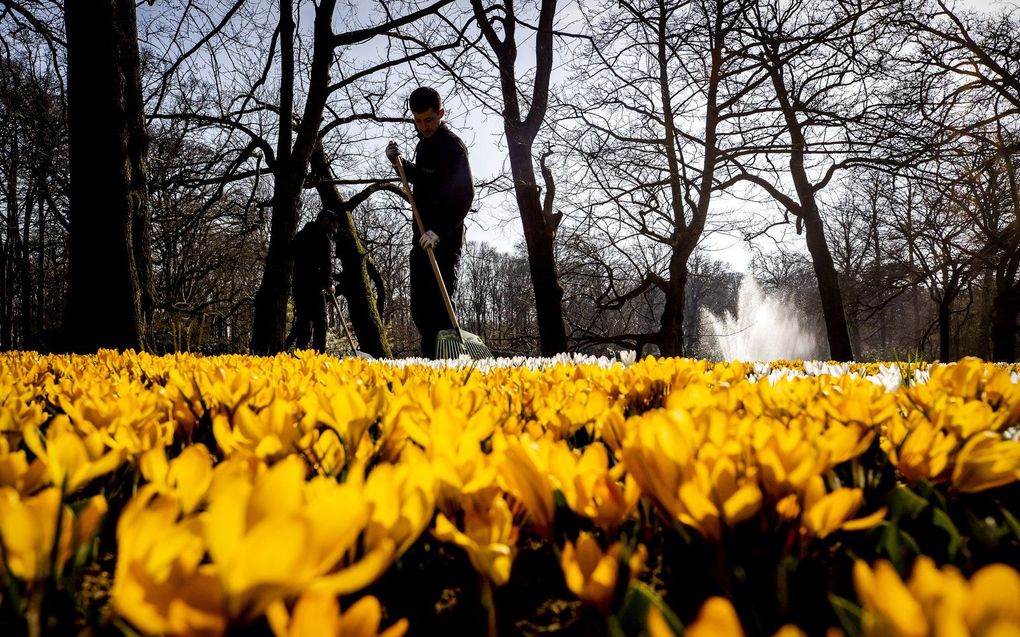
[701,276,820,362]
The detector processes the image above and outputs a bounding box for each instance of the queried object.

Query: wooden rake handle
[328,291,359,353]
[393,156,462,333]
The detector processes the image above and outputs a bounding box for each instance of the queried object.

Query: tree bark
[64,0,152,352]
[2,131,16,350]
[507,138,568,355]
[309,143,391,357]
[990,285,1019,362]
[937,295,953,362]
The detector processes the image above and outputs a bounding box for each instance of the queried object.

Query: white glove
[385,141,400,163]
[419,230,440,250]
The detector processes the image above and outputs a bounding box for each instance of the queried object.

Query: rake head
[435,328,492,360]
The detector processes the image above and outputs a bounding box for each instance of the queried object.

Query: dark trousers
[410,247,460,358]
[287,288,327,352]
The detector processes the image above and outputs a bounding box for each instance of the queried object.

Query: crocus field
[1,351,1018,637]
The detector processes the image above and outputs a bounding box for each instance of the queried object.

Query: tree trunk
[990,285,1019,362]
[801,209,854,361]
[761,44,853,362]
[660,253,687,356]
[309,143,391,357]
[20,188,33,349]
[64,0,151,352]
[2,134,16,350]
[507,139,568,355]
[938,296,952,362]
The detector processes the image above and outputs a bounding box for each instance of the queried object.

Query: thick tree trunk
[472,0,567,356]
[990,286,1019,362]
[64,0,151,352]
[801,210,854,361]
[507,139,567,355]
[309,143,391,357]
[938,296,953,362]
[660,253,688,357]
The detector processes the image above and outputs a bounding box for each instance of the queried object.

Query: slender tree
[559,0,750,355]
[468,0,568,355]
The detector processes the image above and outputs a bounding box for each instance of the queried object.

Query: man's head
[317,208,340,236]
[409,87,444,139]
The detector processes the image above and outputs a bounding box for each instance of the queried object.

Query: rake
[327,290,374,359]
[393,155,492,360]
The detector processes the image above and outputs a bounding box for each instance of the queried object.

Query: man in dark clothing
[286,208,340,352]
[386,87,474,358]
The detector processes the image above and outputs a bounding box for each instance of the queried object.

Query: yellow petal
[686,597,745,637]
[722,483,762,527]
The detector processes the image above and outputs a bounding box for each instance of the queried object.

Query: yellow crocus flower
[496,434,556,537]
[58,381,174,455]
[212,399,305,461]
[801,477,886,539]
[853,560,929,637]
[906,556,1020,637]
[433,487,518,586]
[265,593,408,637]
[22,418,124,493]
[395,396,497,502]
[0,486,106,582]
[0,438,47,495]
[559,532,645,614]
[203,456,393,622]
[892,414,957,484]
[362,459,434,559]
[951,432,1020,493]
[112,491,226,637]
[674,457,762,542]
[621,409,699,520]
[755,423,829,499]
[312,384,385,458]
[547,442,639,534]
[139,444,215,515]
[856,557,1020,637]
[965,563,1020,632]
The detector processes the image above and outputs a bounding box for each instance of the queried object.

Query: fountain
[701,276,820,361]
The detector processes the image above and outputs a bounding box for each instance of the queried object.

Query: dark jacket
[292,221,333,295]
[399,124,474,249]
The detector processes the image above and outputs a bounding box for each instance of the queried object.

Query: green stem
[480,574,497,637]
[26,583,42,637]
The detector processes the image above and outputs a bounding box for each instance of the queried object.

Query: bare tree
[898,0,1020,360]
[452,0,569,355]
[557,0,751,355]
[719,0,907,361]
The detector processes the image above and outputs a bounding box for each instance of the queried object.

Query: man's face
[327,219,340,236]
[413,107,444,138]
